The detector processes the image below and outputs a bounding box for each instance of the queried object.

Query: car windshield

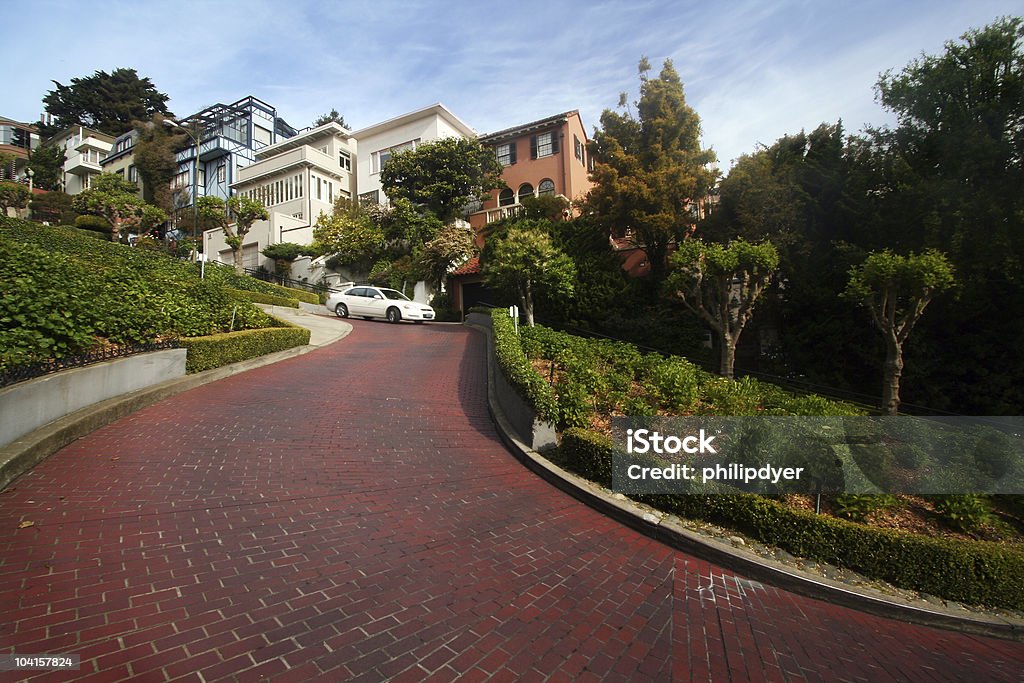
[380,289,411,301]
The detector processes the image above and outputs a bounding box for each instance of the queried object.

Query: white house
[46,125,115,195]
[350,103,477,206]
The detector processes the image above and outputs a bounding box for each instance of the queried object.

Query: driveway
[1,320,1021,681]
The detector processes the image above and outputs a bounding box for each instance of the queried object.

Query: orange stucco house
[450,111,595,315]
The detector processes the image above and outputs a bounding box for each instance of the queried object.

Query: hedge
[490,308,558,422]
[226,287,300,308]
[560,427,1024,609]
[178,317,310,373]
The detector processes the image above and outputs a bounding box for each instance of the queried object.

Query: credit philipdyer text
[625,428,804,485]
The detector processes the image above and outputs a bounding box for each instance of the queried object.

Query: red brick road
[1,320,1022,682]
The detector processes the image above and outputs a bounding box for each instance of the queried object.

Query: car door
[363,287,388,318]
[344,287,368,316]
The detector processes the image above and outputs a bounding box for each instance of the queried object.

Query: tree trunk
[110,217,122,243]
[520,280,534,327]
[719,333,736,379]
[233,246,245,275]
[881,338,904,415]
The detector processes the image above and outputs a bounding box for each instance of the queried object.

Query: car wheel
[387,307,401,324]
[334,302,349,318]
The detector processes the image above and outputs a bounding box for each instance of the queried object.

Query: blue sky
[3,0,1020,168]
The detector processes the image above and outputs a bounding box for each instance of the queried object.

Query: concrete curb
[0,318,352,493]
[466,320,1023,642]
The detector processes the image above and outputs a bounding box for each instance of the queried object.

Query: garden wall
[0,349,187,449]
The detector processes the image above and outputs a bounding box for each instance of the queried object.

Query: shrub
[560,428,615,487]
[0,217,282,370]
[931,495,993,533]
[490,309,557,422]
[226,288,300,308]
[179,320,310,373]
[75,214,111,233]
[833,494,899,522]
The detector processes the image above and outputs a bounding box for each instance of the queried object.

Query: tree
[72,173,166,242]
[42,68,173,137]
[380,137,505,223]
[416,222,476,292]
[29,191,77,225]
[666,238,779,378]
[481,219,576,326]
[132,115,189,212]
[311,198,386,276]
[585,58,717,285]
[865,17,1024,412]
[0,182,31,217]
[313,109,348,129]
[844,249,955,415]
[26,144,66,191]
[196,195,268,274]
[262,242,309,278]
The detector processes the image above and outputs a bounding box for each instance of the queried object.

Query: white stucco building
[203,121,355,270]
[351,103,476,207]
[46,125,115,195]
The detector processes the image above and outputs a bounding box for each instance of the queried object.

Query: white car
[326,285,435,323]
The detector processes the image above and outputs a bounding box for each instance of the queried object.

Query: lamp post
[25,168,34,220]
[164,118,201,266]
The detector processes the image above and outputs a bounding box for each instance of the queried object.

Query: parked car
[325,286,435,323]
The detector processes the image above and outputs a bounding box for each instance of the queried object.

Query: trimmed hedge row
[226,288,300,308]
[202,263,320,305]
[178,317,310,373]
[490,309,558,422]
[559,428,1024,609]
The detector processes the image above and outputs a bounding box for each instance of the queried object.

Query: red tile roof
[450,256,481,276]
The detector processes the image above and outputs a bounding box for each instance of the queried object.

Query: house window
[339,150,351,171]
[574,135,584,163]
[495,142,516,166]
[531,131,559,159]
[117,137,131,152]
[498,188,515,207]
[217,165,226,182]
[128,165,138,183]
[372,139,419,173]
[518,183,534,203]
[538,179,555,196]
[359,190,379,205]
[316,176,322,200]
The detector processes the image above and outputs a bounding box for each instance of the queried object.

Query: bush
[0,217,280,370]
[490,309,558,422]
[561,428,615,486]
[75,214,111,233]
[179,319,310,373]
[227,288,300,308]
[931,494,993,533]
[833,494,899,522]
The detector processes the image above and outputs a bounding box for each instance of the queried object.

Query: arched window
[518,183,534,204]
[538,179,555,196]
[499,188,515,207]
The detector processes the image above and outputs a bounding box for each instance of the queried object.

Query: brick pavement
[1,319,1022,682]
